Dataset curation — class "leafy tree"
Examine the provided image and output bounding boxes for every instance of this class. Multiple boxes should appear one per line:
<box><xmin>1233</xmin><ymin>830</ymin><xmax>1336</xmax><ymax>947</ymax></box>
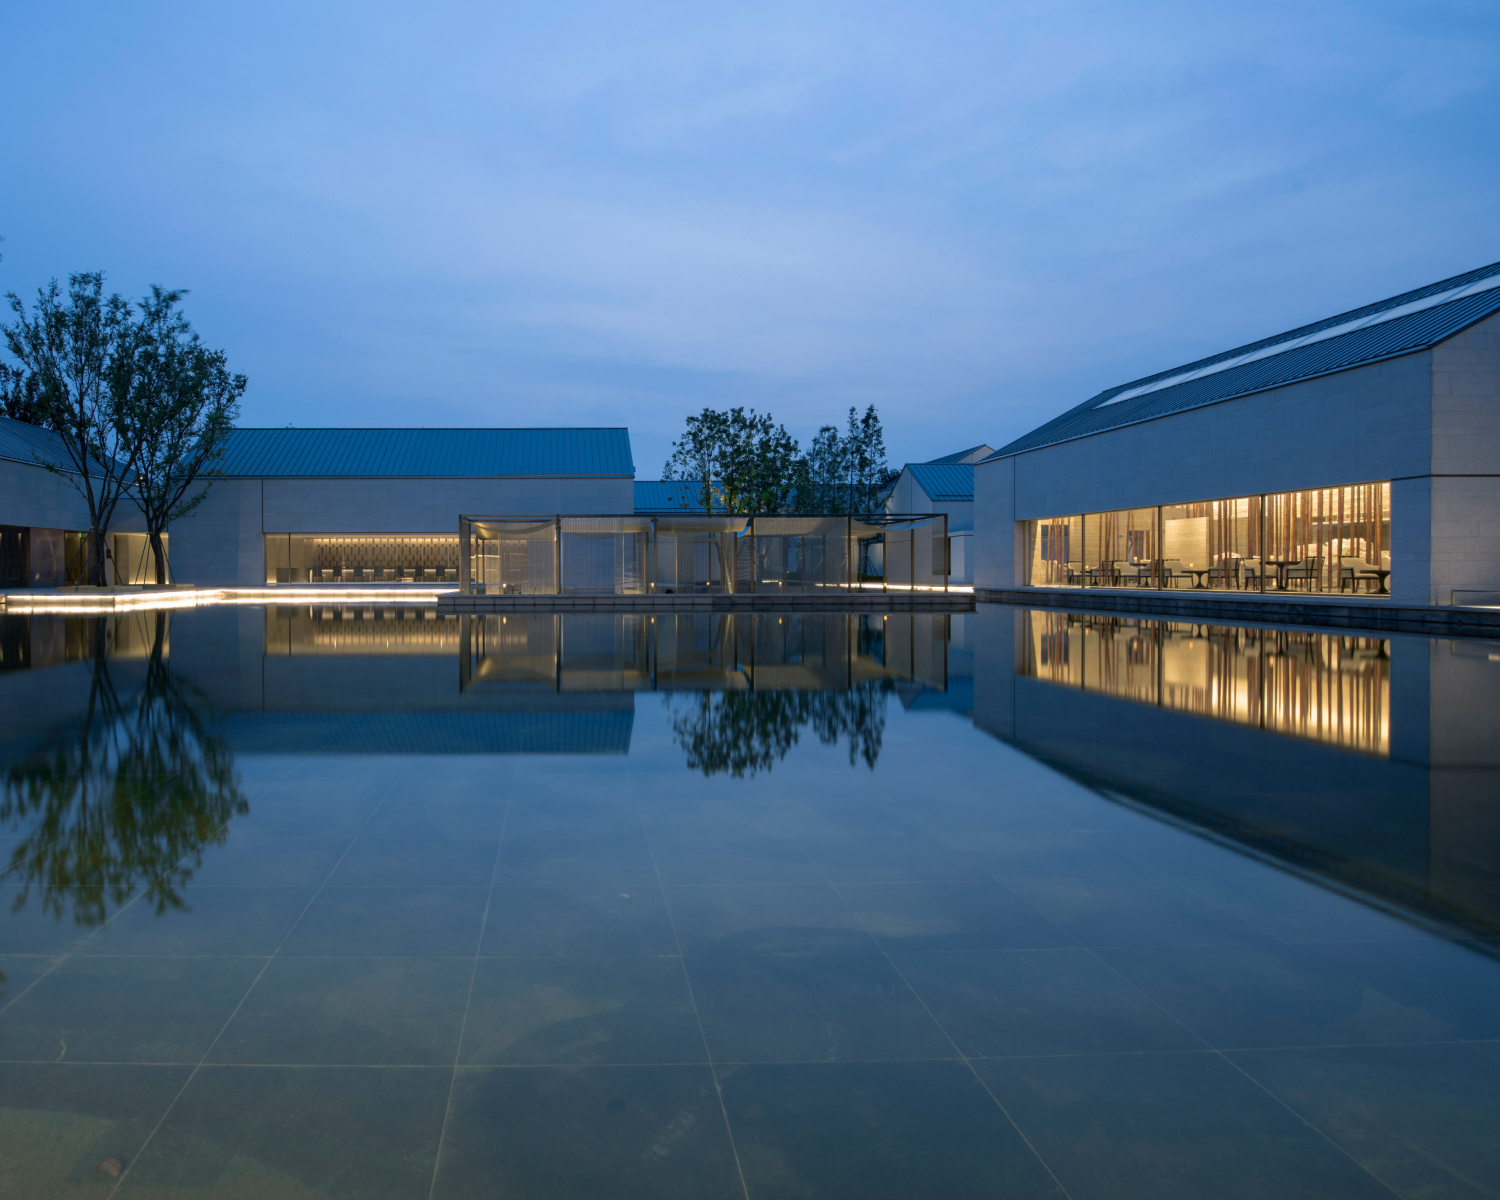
<box><xmin>664</xmin><ymin>407</ymin><xmax>802</xmax><ymax>514</ymax></box>
<box><xmin>0</xmin><ymin>361</ymin><xmax>46</xmax><ymax>424</ymax></box>
<box><xmin>126</xmin><ymin>287</ymin><xmax>245</xmax><ymax>584</ymax></box>
<box><xmin>2</xmin><ymin>274</ymin><xmax>146</xmax><ymax>585</ymax></box>
<box><xmin>843</xmin><ymin>404</ymin><xmax>889</xmax><ymax>514</ymax></box>
<box><xmin>0</xmin><ymin>239</ymin><xmax>48</xmax><ymax>425</ymax></box>
<box><xmin>800</xmin><ymin>423</ymin><xmax>847</xmax><ymax>513</ymax></box>
<box><xmin>662</xmin><ymin>408</ymin><xmax>734</xmax><ymax>514</ymax></box>
<box><xmin>663</xmin><ymin>403</ymin><xmax>891</xmax><ymax>515</ymax></box>
<box><xmin>721</xmin><ymin>409</ymin><xmax>801</xmax><ymax>514</ymax></box>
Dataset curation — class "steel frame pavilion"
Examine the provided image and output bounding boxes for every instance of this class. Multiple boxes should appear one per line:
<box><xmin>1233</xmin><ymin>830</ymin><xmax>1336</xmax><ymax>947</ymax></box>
<box><xmin>457</xmin><ymin>513</ymin><xmax>951</xmax><ymax>596</ymax></box>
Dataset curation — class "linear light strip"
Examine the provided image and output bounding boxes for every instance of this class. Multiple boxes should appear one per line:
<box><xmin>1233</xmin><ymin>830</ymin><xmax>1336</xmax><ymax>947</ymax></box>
<box><xmin>2</xmin><ymin>587</ymin><xmax>456</xmax><ymax>613</ymax></box>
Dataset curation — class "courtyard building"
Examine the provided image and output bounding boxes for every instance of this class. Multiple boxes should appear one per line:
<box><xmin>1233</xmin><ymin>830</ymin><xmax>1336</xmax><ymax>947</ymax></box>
<box><xmin>974</xmin><ymin>261</ymin><xmax>1500</xmax><ymax>607</ymax></box>
<box><xmin>884</xmin><ymin>445</ymin><xmax>995</xmax><ymax>585</ymax></box>
<box><xmin>178</xmin><ymin>426</ymin><xmax>636</xmax><ymax>586</ymax></box>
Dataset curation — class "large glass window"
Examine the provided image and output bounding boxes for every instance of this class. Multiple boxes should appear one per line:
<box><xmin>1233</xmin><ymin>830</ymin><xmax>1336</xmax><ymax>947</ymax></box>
<box><xmin>1</xmin><ymin>525</ymin><xmax>29</xmax><ymax>586</ymax></box>
<box><xmin>264</xmin><ymin>534</ymin><xmax>460</xmax><ymax>584</ymax></box>
<box><xmin>467</xmin><ymin>521</ymin><xmax>558</xmax><ymax>595</ymax></box>
<box><xmin>1024</xmin><ymin>482</ymin><xmax>1390</xmax><ymax>595</ymax></box>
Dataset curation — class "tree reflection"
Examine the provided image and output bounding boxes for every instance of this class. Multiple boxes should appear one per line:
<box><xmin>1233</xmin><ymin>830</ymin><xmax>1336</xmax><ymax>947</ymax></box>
<box><xmin>0</xmin><ymin>611</ymin><xmax>246</xmax><ymax>931</ymax></box>
<box><xmin>669</xmin><ymin>683</ymin><xmax>890</xmax><ymax>777</ymax></box>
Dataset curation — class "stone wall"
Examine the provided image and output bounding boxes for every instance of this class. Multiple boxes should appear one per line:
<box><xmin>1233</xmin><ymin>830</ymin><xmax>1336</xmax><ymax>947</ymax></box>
<box><xmin>1427</xmin><ymin>309</ymin><xmax>1500</xmax><ymax>602</ymax></box>
<box><xmin>168</xmin><ymin>475</ymin><xmax>636</xmax><ymax>585</ymax></box>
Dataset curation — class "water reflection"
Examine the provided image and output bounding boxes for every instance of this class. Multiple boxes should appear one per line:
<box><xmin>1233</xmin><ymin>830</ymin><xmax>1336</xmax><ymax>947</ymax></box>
<box><xmin>1</xmin><ymin>601</ymin><xmax>1497</xmax><ymax>943</ymax></box>
<box><xmin>669</xmin><ymin>685</ymin><xmax>890</xmax><ymax>777</ymax></box>
<box><xmin>980</xmin><ymin>605</ymin><xmax>1500</xmax><ymax>937</ymax></box>
<box><xmin>3</xmin><ymin>602</ymin><xmax>1499</xmax><ymax>1196</ymax></box>
<box><xmin>1019</xmin><ymin>609</ymin><xmax>1390</xmax><ymax>754</ymax></box>
<box><xmin>0</xmin><ymin>612</ymin><xmax>245</xmax><ymax>930</ymax></box>
<box><xmin>455</xmin><ymin>611</ymin><xmax>949</xmax><ymax>694</ymax></box>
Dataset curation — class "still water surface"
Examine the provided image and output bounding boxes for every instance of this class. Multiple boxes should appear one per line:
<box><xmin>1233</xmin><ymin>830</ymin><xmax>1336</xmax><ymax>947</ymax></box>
<box><xmin>0</xmin><ymin>605</ymin><xmax>1497</xmax><ymax>1199</ymax></box>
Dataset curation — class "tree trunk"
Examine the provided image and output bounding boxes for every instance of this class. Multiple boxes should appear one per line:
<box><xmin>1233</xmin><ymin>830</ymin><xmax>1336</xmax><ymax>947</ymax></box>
<box><xmin>90</xmin><ymin>529</ymin><xmax>109</xmax><ymax>587</ymax></box>
<box><xmin>150</xmin><ymin>532</ymin><xmax>168</xmax><ymax>585</ymax></box>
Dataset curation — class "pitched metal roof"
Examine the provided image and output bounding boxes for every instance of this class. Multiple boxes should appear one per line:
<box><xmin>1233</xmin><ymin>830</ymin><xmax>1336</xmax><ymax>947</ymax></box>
<box><xmin>923</xmin><ymin>445</ymin><xmax>994</xmax><ymax>466</ymax></box>
<box><xmin>905</xmin><ymin>463</ymin><xmax>974</xmax><ymax>502</ymax></box>
<box><xmin>987</xmin><ymin>260</ymin><xmax>1500</xmax><ymax>460</ymax></box>
<box><xmin>633</xmin><ymin>481</ymin><xmax>727</xmax><ymax>513</ymax></box>
<box><xmin>218</xmin><ymin>427</ymin><xmax>634</xmax><ymax>477</ymax></box>
<box><xmin>0</xmin><ymin>415</ymin><xmax>75</xmax><ymax>470</ymax></box>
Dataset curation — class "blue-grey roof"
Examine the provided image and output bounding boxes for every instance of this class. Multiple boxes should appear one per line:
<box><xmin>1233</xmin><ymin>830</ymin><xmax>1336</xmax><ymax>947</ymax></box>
<box><xmin>906</xmin><ymin>463</ymin><xmax>974</xmax><ymax>502</ymax></box>
<box><xmin>923</xmin><ymin>445</ymin><xmax>993</xmax><ymax>466</ymax></box>
<box><xmin>0</xmin><ymin>415</ymin><xmax>76</xmax><ymax>470</ymax></box>
<box><xmin>987</xmin><ymin>260</ymin><xmax>1500</xmax><ymax>460</ymax></box>
<box><xmin>218</xmin><ymin>427</ymin><xmax>634</xmax><ymax>477</ymax></box>
<box><xmin>633</xmin><ymin>480</ymin><xmax>727</xmax><ymax>512</ymax></box>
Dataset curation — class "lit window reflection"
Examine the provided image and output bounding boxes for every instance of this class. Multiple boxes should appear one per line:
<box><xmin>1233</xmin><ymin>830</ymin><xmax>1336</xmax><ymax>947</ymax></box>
<box><xmin>1019</xmin><ymin>610</ymin><xmax>1389</xmax><ymax>754</ymax></box>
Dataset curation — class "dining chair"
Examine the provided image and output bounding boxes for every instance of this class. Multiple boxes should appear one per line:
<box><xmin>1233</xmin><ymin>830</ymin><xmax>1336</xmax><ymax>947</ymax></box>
<box><xmin>1284</xmin><ymin>556</ymin><xmax>1324</xmax><ymax>591</ymax></box>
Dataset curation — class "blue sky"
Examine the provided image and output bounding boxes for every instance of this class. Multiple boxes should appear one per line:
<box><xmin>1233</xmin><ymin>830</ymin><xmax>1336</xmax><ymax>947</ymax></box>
<box><xmin>3</xmin><ymin>0</ymin><xmax>1496</xmax><ymax>474</ymax></box>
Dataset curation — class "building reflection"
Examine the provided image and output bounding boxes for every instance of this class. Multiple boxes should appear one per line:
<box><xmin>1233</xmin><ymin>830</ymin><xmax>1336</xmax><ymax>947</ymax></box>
<box><xmin>1019</xmin><ymin>610</ymin><xmax>1390</xmax><ymax>754</ymax></box>
<box><xmin>2</xmin><ymin>602</ymin><xmax>1496</xmax><ymax>944</ymax></box>
<box><xmin>978</xmin><ymin>604</ymin><xmax>1500</xmax><ymax>938</ymax></box>
<box><xmin>457</xmin><ymin>612</ymin><xmax>949</xmax><ymax>694</ymax></box>
<box><xmin>257</xmin><ymin>608</ymin><xmax>957</xmax><ymax>775</ymax></box>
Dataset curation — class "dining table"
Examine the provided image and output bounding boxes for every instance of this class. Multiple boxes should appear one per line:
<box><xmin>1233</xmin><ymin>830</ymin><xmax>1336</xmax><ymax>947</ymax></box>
<box><xmin>1262</xmin><ymin>559</ymin><xmax>1299</xmax><ymax>590</ymax></box>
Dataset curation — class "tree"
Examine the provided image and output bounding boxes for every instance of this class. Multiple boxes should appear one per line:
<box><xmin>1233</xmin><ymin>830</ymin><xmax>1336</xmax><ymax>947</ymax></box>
<box><xmin>801</xmin><ymin>424</ymin><xmax>847</xmax><ymax>513</ymax></box>
<box><xmin>126</xmin><ymin>287</ymin><xmax>245</xmax><ymax>584</ymax></box>
<box><xmin>843</xmin><ymin>404</ymin><xmax>888</xmax><ymax>515</ymax></box>
<box><xmin>0</xmin><ymin>361</ymin><xmax>46</xmax><ymax>424</ymax></box>
<box><xmin>662</xmin><ymin>402</ymin><xmax>890</xmax><ymax>515</ymax></box>
<box><xmin>719</xmin><ymin>409</ymin><xmax>801</xmax><ymax>514</ymax></box>
<box><xmin>663</xmin><ymin>408</ymin><xmax>733</xmax><ymax>514</ymax></box>
<box><xmin>2</xmin><ymin>274</ymin><xmax>146</xmax><ymax>585</ymax></box>
<box><xmin>663</xmin><ymin>407</ymin><xmax>802</xmax><ymax>514</ymax></box>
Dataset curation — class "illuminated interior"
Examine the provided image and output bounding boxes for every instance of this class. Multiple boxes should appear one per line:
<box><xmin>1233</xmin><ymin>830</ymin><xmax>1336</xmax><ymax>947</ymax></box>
<box><xmin>264</xmin><ymin>534</ymin><xmax>460</xmax><ymax>584</ymax></box>
<box><xmin>458</xmin><ymin>514</ymin><xmax>950</xmax><ymax>595</ymax></box>
<box><xmin>1026</xmin><ymin>481</ymin><xmax>1391</xmax><ymax>595</ymax></box>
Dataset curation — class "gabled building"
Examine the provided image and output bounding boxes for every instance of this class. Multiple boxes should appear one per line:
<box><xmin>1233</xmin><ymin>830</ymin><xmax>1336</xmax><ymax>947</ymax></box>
<box><xmin>918</xmin><ymin>445</ymin><xmax>995</xmax><ymax>467</ymax></box>
<box><xmin>884</xmin><ymin>445</ymin><xmax>994</xmax><ymax>584</ymax></box>
<box><xmin>173</xmin><ymin>426</ymin><xmax>635</xmax><ymax>586</ymax></box>
<box><xmin>975</xmin><ymin>262</ymin><xmax>1500</xmax><ymax>606</ymax></box>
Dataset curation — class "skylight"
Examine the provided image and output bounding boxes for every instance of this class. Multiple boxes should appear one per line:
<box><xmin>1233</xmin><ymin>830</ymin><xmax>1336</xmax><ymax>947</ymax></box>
<box><xmin>1096</xmin><ymin>270</ymin><xmax>1500</xmax><ymax>408</ymax></box>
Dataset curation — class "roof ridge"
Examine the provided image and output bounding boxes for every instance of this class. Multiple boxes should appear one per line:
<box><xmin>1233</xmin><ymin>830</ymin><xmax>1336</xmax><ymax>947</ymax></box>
<box><xmin>985</xmin><ymin>262</ymin><xmax>1500</xmax><ymax>462</ymax></box>
<box><xmin>1095</xmin><ymin>260</ymin><xmax>1500</xmax><ymax>402</ymax></box>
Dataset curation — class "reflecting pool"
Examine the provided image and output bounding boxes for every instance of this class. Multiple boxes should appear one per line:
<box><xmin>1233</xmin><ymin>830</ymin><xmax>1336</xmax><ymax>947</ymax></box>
<box><xmin>1</xmin><ymin>604</ymin><xmax>1497</xmax><ymax>1199</ymax></box>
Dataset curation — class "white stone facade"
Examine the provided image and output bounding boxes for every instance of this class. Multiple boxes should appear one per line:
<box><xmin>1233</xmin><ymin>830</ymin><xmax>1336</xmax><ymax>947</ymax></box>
<box><xmin>0</xmin><ymin>453</ymin><xmax>150</xmax><ymax>585</ymax></box>
<box><xmin>169</xmin><ymin>475</ymin><xmax>636</xmax><ymax>586</ymax></box>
